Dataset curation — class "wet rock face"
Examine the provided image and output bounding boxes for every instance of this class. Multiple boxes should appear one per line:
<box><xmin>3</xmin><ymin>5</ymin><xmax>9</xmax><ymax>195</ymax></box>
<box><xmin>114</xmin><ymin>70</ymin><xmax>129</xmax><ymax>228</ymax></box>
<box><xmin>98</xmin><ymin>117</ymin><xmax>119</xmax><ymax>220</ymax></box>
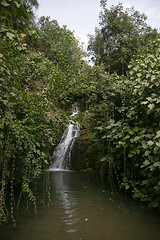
<box><xmin>70</xmin><ymin>138</ymin><xmax>90</xmax><ymax>170</ymax></box>
<box><xmin>70</xmin><ymin>127</ymin><xmax>92</xmax><ymax>170</ymax></box>
<box><xmin>70</xmin><ymin>127</ymin><xmax>101</xmax><ymax>171</ymax></box>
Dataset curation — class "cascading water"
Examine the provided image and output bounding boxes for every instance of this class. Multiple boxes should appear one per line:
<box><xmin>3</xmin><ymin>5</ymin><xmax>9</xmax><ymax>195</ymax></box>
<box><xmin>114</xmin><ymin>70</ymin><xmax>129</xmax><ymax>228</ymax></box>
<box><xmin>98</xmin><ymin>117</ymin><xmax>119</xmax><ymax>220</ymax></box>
<box><xmin>49</xmin><ymin>105</ymin><xmax>80</xmax><ymax>171</ymax></box>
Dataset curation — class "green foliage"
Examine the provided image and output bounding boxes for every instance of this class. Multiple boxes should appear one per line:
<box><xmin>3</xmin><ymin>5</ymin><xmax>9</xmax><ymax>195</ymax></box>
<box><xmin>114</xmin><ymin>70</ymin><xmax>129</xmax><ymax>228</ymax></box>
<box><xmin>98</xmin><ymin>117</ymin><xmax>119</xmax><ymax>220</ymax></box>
<box><xmin>0</xmin><ymin>0</ymin><xmax>69</xmax><ymax>224</ymax></box>
<box><xmin>35</xmin><ymin>16</ymin><xmax>87</xmax><ymax>105</ymax></box>
<box><xmin>88</xmin><ymin>3</ymin><xmax>159</xmax><ymax>75</ymax></box>
<box><xmin>37</xmin><ymin>16</ymin><xmax>85</xmax><ymax>73</ymax></box>
<box><xmin>1</xmin><ymin>0</ymin><xmax>160</xmax><ymax>224</ymax></box>
<box><xmin>0</xmin><ymin>0</ymin><xmax>37</xmax><ymax>34</ymax></box>
<box><xmin>87</xmin><ymin>38</ymin><xmax>160</xmax><ymax>210</ymax></box>
<box><xmin>0</xmin><ymin>47</ymin><xmax>68</xmax><ymax>223</ymax></box>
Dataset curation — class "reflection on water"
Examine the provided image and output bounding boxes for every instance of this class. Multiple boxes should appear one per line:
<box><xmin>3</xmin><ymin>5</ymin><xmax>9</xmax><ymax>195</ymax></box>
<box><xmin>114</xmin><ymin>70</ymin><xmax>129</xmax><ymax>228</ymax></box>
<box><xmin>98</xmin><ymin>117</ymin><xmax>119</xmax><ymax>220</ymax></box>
<box><xmin>51</xmin><ymin>171</ymin><xmax>79</xmax><ymax>233</ymax></box>
<box><xmin>1</xmin><ymin>171</ymin><xmax>160</xmax><ymax>240</ymax></box>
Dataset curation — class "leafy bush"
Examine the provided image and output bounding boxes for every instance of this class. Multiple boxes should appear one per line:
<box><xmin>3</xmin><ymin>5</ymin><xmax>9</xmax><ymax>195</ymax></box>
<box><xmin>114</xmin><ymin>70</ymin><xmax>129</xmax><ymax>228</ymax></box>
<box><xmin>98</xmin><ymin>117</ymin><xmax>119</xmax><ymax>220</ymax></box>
<box><xmin>0</xmin><ymin>0</ymin><xmax>69</xmax><ymax>224</ymax></box>
<box><xmin>88</xmin><ymin>38</ymin><xmax>160</xmax><ymax>210</ymax></box>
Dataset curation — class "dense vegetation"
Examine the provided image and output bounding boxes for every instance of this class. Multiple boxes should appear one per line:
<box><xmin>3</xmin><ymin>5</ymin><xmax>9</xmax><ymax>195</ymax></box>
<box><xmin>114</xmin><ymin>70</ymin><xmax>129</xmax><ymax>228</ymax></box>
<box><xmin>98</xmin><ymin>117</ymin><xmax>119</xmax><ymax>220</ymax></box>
<box><xmin>86</xmin><ymin>39</ymin><xmax>160</xmax><ymax>209</ymax></box>
<box><xmin>88</xmin><ymin>2</ymin><xmax>158</xmax><ymax>75</ymax></box>
<box><xmin>0</xmin><ymin>0</ymin><xmax>160</xmax><ymax>224</ymax></box>
<box><xmin>0</xmin><ymin>0</ymin><xmax>83</xmax><ymax>224</ymax></box>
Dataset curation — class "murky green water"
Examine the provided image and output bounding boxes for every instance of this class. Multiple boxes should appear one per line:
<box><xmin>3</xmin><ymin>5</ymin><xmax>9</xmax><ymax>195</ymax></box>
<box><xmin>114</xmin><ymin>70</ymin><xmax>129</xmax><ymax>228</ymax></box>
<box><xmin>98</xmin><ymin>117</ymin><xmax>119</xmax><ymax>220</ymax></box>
<box><xmin>1</xmin><ymin>171</ymin><xmax>160</xmax><ymax>240</ymax></box>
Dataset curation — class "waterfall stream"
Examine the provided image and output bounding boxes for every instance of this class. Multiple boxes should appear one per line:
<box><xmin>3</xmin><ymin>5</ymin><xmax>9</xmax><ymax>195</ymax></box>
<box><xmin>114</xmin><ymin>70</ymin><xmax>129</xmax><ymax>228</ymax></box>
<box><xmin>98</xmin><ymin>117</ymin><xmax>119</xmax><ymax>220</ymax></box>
<box><xmin>1</xmin><ymin>108</ymin><xmax>160</xmax><ymax>240</ymax></box>
<box><xmin>49</xmin><ymin>105</ymin><xmax>80</xmax><ymax>171</ymax></box>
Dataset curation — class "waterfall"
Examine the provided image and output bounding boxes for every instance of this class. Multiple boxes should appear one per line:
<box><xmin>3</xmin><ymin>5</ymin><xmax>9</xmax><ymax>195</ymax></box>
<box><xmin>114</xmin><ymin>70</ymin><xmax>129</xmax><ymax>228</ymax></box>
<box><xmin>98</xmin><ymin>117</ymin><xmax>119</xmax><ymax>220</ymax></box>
<box><xmin>49</xmin><ymin>105</ymin><xmax>80</xmax><ymax>171</ymax></box>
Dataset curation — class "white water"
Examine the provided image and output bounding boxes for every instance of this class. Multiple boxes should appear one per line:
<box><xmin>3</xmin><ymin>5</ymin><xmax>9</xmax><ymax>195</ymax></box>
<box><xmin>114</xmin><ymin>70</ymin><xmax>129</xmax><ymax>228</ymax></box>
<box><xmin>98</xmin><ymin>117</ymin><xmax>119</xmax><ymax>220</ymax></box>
<box><xmin>49</xmin><ymin>105</ymin><xmax>80</xmax><ymax>171</ymax></box>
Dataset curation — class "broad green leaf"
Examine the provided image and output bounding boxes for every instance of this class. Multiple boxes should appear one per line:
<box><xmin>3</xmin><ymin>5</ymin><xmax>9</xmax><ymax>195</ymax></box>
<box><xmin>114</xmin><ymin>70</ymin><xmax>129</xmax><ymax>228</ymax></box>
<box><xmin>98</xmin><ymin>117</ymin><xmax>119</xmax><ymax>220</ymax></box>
<box><xmin>147</xmin><ymin>140</ymin><xmax>154</xmax><ymax>146</ymax></box>
<box><xmin>148</xmin><ymin>103</ymin><xmax>155</xmax><ymax>110</ymax></box>
<box><xmin>14</xmin><ymin>1</ymin><xmax>21</xmax><ymax>8</ymax></box>
<box><xmin>6</xmin><ymin>32</ymin><xmax>15</xmax><ymax>40</ymax></box>
<box><xmin>1</xmin><ymin>0</ymin><xmax>9</xmax><ymax>7</ymax></box>
<box><xmin>141</xmin><ymin>101</ymin><xmax>148</xmax><ymax>105</ymax></box>
<box><xmin>100</xmin><ymin>155</ymin><xmax>108</xmax><ymax>162</ymax></box>
<box><xmin>144</xmin><ymin>150</ymin><xmax>150</xmax><ymax>156</ymax></box>
<box><xmin>153</xmin><ymin>162</ymin><xmax>160</xmax><ymax>167</ymax></box>
<box><xmin>155</xmin><ymin>130</ymin><xmax>160</xmax><ymax>138</ymax></box>
<box><xmin>142</xmin><ymin>159</ymin><xmax>150</xmax><ymax>166</ymax></box>
<box><xmin>156</xmin><ymin>142</ymin><xmax>160</xmax><ymax>147</ymax></box>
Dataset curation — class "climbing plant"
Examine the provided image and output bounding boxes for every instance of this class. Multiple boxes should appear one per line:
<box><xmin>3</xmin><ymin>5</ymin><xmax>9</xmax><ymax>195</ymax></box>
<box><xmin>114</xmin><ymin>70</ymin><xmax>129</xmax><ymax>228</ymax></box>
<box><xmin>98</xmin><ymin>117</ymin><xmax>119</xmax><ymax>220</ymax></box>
<box><xmin>0</xmin><ymin>0</ymin><xmax>69</xmax><ymax>224</ymax></box>
<box><xmin>87</xmin><ymin>38</ymin><xmax>160</xmax><ymax>210</ymax></box>
<box><xmin>1</xmin><ymin>0</ymin><xmax>160</xmax><ymax>225</ymax></box>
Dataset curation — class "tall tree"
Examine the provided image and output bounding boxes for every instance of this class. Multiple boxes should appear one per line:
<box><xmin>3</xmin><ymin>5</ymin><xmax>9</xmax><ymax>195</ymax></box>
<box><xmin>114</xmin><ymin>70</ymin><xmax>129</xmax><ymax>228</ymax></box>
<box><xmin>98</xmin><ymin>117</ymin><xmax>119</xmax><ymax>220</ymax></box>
<box><xmin>0</xmin><ymin>0</ymin><xmax>39</xmax><ymax>29</ymax></box>
<box><xmin>37</xmin><ymin>16</ymin><xmax>85</xmax><ymax>73</ymax></box>
<box><xmin>88</xmin><ymin>3</ymin><xmax>158</xmax><ymax>75</ymax></box>
<box><xmin>27</xmin><ymin>0</ymin><xmax>39</xmax><ymax>8</ymax></box>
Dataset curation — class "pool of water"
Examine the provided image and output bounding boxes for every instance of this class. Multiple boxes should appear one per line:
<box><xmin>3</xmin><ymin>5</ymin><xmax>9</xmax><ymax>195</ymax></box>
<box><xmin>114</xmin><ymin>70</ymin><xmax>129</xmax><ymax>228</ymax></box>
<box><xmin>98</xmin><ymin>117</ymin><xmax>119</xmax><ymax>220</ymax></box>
<box><xmin>1</xmin><ymin>171</ymin><xmax>160</xmax><ymax>240</ymax></box>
